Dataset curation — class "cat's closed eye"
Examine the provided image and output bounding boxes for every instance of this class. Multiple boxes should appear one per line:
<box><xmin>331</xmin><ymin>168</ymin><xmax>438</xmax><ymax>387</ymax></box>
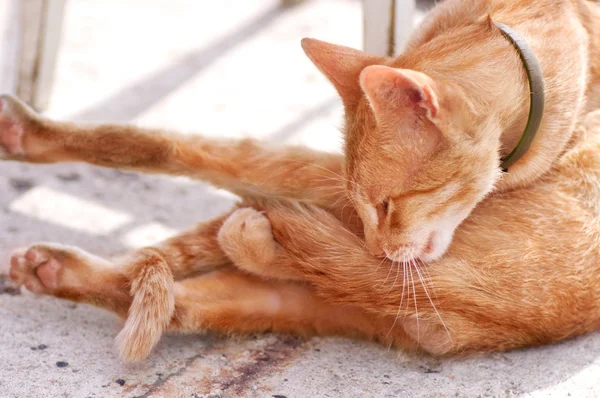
<box><xmin>377</xmin><ymin>198</ymin><xmax>390</xmax><ymax>220</ymax></box>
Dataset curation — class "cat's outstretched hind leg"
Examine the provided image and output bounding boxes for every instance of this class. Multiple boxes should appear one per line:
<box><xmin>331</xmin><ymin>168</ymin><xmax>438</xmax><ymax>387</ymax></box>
<box><xmin>8</xmin><ymin>243</ymin><xmax>175</xmax><ymax>361</ymax></box>
<box><xmin>0</xmin><ymin>94</ymin><xmax>345</xmax><ymax>206</ymax></box>
<box><xmin>5</xmin><ymin>207</ymin><xmax>242</xmax><ymax>360</ymax></box>
<box><xmin>6</xmin><ymin>242</ymin><xmax>411</xmax><ymax>361</ymax></box>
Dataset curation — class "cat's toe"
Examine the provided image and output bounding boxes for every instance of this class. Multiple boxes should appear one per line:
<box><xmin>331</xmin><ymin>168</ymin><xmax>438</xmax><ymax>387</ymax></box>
<box><xmin>237</xmin><ymin>208</ymin><xmax>274</xmax><ymax>243</ymax></box>
<box><xmin>8</xmin><ymin>248</ymin><xmax>29</xmax><ymax>287</ymax></box>
<box><xmin>219</xmin><ymin>208</ymin><xmax>274</xmax><ymax>243</ymax></box>
<box><xmin>218</xmin><ymin>208</ymin><xmax>279</xmax><ymax>264</ymax></box>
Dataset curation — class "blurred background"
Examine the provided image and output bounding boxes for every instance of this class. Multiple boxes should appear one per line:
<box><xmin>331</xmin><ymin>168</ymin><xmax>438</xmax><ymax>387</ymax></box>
<box><xmin>2</xmin><ymin>1</ymin><xmax>600</xmax><ymax>397</ymax></box>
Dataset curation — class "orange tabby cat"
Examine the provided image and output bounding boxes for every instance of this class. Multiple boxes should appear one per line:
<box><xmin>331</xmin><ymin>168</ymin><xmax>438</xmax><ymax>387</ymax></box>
<box><xmin>2</xmin><ymin>0</ymin><xmax>600</xmax><ymax>361</ymax></box>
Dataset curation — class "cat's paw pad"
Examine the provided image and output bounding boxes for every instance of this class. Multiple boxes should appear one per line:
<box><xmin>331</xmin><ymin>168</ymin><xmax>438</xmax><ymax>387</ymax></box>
<box><xmin>9</xmin><ymin>245</ymin><xmax>64</xmax><ymax>293</ymax></box>
<box><xmin>218</xmin><ymin>208</ymin><xmax>279</xmax><ymax>264</ymax></box>
<box><xmin>0</xmin><ymin>95</ymin><xmax>29</xmax><ymax>158</ymax></box>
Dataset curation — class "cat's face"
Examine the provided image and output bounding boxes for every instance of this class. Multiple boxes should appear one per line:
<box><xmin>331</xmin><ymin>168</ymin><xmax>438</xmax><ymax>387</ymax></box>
<box><xmin>303</xmin><ymin>39</ymin><xmax>500</xmax><ymax>262</ymax></box>
<box><xmin>345</xmin><ymin>97</ymin><xmax>498</xmax><ymax>263</ymax></box>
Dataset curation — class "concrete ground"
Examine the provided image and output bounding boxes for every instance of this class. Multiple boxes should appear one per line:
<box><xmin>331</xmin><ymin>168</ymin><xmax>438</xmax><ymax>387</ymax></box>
<box><xmin>1</xmin><ymin>0</ymin><xmax>600</xmax><ymax>397</ymax></box>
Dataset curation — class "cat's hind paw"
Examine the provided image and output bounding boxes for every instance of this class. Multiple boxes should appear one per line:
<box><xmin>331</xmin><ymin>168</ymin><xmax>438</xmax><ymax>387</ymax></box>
<box><xmin>8</xmin><ymin>243</ymin><xmax>103</xmax><ymax>294</ymax></box>
<box><xmin>9</xmin><ymin>245</ymin><xmax>63</xmax><ymax>293</ymax></box>
<box><xmin>218</xmin><ymin>208</ymin><xmax>281</xmax><ymax>273</ymax></box>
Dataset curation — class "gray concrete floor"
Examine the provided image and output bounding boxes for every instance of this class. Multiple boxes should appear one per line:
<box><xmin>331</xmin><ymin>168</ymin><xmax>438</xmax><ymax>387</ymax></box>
<box><xmin>1</xmin><ymin>0</ymin><xmax>600</xmax><ymax>397</ymax></box>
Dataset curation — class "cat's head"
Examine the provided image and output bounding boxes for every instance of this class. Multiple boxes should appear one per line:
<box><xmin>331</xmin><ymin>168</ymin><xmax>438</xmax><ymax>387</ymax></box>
<box><xmin>302</xmin><ymin>39</ymin><xmax>500</xmax><ymax>262</ymax></box>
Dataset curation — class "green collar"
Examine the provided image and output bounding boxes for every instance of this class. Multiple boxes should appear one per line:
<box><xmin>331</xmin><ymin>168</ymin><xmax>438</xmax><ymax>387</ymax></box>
<box><xmin>494</xmin><ymin>21</ymin><xmax>545</xmax><ymax>172</ymax></box>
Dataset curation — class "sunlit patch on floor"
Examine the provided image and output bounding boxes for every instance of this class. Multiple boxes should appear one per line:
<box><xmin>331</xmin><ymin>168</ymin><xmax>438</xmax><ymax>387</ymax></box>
<box><xmin>122</xmin><ymin>222</ymin><xmax>179</xmax><ymax>248</ymax></box>
<box><xmin>8</xmin><ymin>186</ymin><xmax>132</xmax><ymax>235</ymax></box>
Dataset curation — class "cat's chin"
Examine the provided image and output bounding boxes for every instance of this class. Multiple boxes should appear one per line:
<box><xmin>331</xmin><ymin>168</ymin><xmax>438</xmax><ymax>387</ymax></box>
<box><xmin>420</xmin><ymin>229</ymin><xmax>453</xmax><ymax>263</ymax></box>
<box><xmin>419</xmin><ymin>250</ymin><xmax>443</xmax><ymax>263</ymax></box>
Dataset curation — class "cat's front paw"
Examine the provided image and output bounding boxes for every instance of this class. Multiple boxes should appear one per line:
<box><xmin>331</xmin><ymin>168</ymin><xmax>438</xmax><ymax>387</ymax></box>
<box><xmin>218</xmin><ymin>208</ymin><xmax>280</xmax><ymax>271</ymax></box>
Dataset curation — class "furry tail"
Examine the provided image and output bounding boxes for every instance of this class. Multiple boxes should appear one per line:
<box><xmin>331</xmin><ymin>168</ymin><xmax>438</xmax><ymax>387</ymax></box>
<box><xmin>115</xmin><ymin>248</ymin><xmax>175</xmax><ymax>361</ymax></box>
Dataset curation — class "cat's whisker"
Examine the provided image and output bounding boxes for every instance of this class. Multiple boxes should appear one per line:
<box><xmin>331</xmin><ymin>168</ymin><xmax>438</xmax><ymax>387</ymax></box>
<box><xmin>345</xmin><ymin>206</ymin><xmax>359</xmax><ymax>229</ymax></box>
<box><xmin>284</xmin><ymin>159</ymin><xmax>364</xmax><ymax>190</ymax></box>
<box><xmin>373</xmin><ymin>255</ymin><xmax>388</xmax><ymax>273</ymax></box>
<box><xmin>328</xmin><ymin>195</ymin><xmax>352</xmax><ymax>209</ymax></box>
<box><xmin>303</xmin><ymin>180</ymin><xmax>345</xmax><ymax>192</ymax></box>
<box><xmin>304</xmin><ymin>174</ymin><xmax>344</xmax><ymax>184</ymax></box>
<box><xmin>403</xmin><ymin>254</ymin><xmax>409</xmax><ymax>315</ymax></box>
<box><xmin>312</xmin><ymin>191</ymin><xmax>349</xmax><ymax>207</ymax></box>
<box><xmin>347</xmin><ymin>206</ymin><xmax>357</xmax><ymax>218</ymax></box>
<box><xmin>403</xmin><ymin>253</ymin><xmax>412</xmax><ymax>319</ymax></box>
<box><xmin>302</xmin><ymin>172</ymin><xmax>343</xmax><ymax>181</ymax></box>
<box><xmin>301</xmin><ymin>182</ymin><xmax>349</xmax><ymax>200</ymax></box>
<box><xmin>338</xmin><ymin>198</ymin><xmax>358</xmax><ymax>226</ymax></box>
<box><xmin>385</xmin><ymin>253</ymin><xmax>409</xmax><ymax>339</ymax></box>
<box><xmin>226</xmin><ymin>179</ymin><xmax>314</xmax><ymax>203</ymax></box>
<box><xmin>379</xmin><ymin>258</ymin><xmax>396</xmax><ymax>290</ymax></box>
<box><xmin>301</xmin><ymin>185</ymin><xmax>344</xmax><ymax>195</ymax></box>
<box><xmin>388</xmin><ymin>259</ymin><xmax>402</xmax><ymax>293</ymax></box>
<box><xmin>408</xmin><ymin>260</ymin><xmax>420</xmax><ymax>345</ymax></box>
<box><xmin>412</xmin><ymin>258</ymin><xmax>451</xmax><ymax>344</ymax></box>
<box><xmin>416</xmin><ymin>258</ymin><xmax>439</xmax><ymax>301</ymax></box>
<box><xmin>360</xmin><ymin>239</ymin><xmax>370</xmax><ymax>253</ymax></box>
<box><xmin>386</xmin><ymin>256</ymin><xmax>404</xmax><ymax>294</ymax></box>
<box><xmin>337</xmin><ymin>200</ymin><xmax>350</xmax><ymax>225</ymax></box>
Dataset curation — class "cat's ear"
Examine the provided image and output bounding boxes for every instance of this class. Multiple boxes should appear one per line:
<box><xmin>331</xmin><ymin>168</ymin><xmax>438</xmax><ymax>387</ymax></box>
<box><xmin>359</xmin><ymin>65</ymin><xmax>440</xmax><ymax>122</ymax></box>
<box><xmin>301</xmin><ymin>38</ymin><xmax>382</xmax><ymax>108</ymax></box>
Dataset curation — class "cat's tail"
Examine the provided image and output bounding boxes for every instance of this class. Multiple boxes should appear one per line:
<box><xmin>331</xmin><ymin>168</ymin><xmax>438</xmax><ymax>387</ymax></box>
<box><xmin>115</xmin><ymin>248</ymin><xmax>175</xmax><ymax>361</ymax></box>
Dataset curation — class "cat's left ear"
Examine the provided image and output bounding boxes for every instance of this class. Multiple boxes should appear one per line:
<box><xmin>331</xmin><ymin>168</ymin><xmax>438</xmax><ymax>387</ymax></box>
<box><xmin>301</xmin><ymin>38</ymin><xmax>383</xmax><ymax>108</ymax></box>
<box><xmin>359</xmin><ymin>65</ymin><xmax>440</xmax><ymax>122</ymax></box>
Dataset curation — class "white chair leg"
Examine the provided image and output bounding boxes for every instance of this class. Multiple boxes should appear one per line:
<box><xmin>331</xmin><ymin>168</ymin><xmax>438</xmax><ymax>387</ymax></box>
<box><xmin>0</xmin><ymin>0</ymin><xmax>20</xmax><ymax>95</ymax></box>
<box><xmin>363</xmin><ymin>0</ymin><xmax>415</xmax><ymax>56</ymax></box>
<box><xmin>18</xmin><ymin>0</ymin><xmax>67</xmax><ymax>111</ymax></box>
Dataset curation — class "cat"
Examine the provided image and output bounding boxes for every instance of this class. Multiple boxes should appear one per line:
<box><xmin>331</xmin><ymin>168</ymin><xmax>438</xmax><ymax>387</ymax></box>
<box><xmin>1</xmin><ymin>0</ymin><xmax>600</xmax><ymax>361</ymax></box>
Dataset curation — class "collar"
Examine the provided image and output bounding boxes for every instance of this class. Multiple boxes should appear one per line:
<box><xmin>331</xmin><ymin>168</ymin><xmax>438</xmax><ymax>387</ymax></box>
<box><xmin>494</xmin><ymin>21</ymin><xmax>545</xmax><ymax>172</ymax></box>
